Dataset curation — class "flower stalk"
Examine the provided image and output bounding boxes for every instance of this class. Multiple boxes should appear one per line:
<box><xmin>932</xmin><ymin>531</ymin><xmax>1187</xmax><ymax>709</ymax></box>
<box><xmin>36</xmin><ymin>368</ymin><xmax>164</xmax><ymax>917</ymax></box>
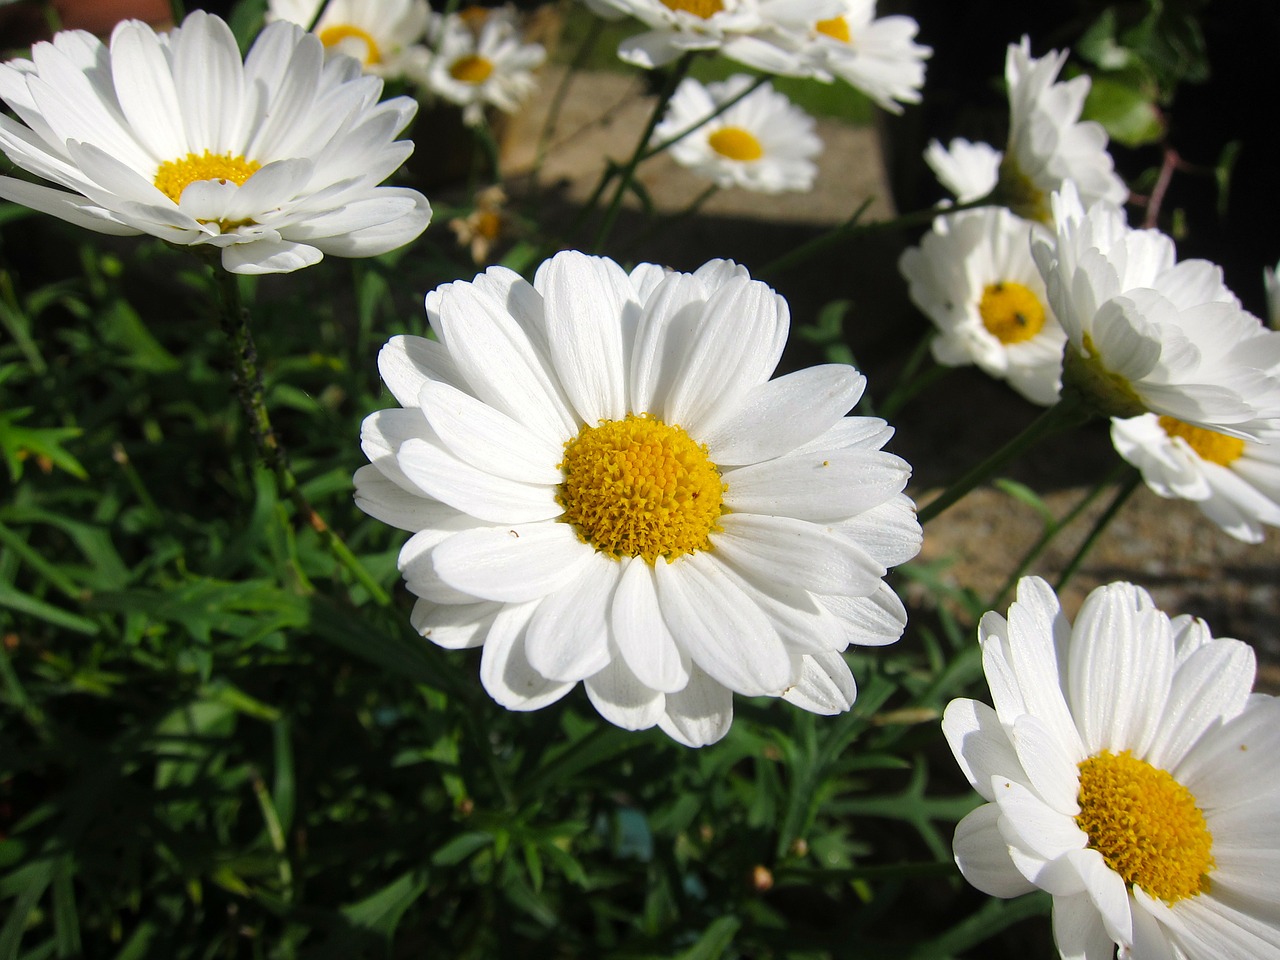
<box><xmin>917</xmin><ymin>394</ymin><xmax>1091</xmax><ymax>525</ymax></box>
<box><xmin>209</xmin><ymin>265</ymin><xmax>390</xmax><ymax>606</ymax></box>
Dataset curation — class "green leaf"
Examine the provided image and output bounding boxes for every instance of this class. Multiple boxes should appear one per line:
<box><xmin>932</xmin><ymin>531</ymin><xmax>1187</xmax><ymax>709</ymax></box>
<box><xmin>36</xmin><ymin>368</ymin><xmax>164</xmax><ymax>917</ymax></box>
<box><xmin>674</xmin><ymin>916</ymin><xmax>741</xmax><ymax>960</ymax></box>
<box><xmin>431</xmin><ymin>831</ymin><xmax>494</xmax><ymax>867</ymax></box>
<box><xmin>1082</xmin><ymin>74</ymin><xmax>1164</xmax><ymax>148</ymax></box>
<box><xmin>0</xmin><ymin>410</ymin><xmax>86</xmax><ymax>482</ymax></box>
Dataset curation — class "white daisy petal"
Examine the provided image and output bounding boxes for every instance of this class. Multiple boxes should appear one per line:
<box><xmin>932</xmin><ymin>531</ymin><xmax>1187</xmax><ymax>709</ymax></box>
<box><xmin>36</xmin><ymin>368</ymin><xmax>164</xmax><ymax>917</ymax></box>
<box><xmin>942</xmin><ymin>699</ymin><xmax>1022</xmax><ymax>800</ymax></box>
<box><xmin>431</xmin><ymin>523</ymin><xmax>592</xmax><ymax>603</ymax></box>
<box><xmin>411</xmin><ymin>598</ymin><xmax>501</xmax><ymax>649</ymax></box>
<box><xmin>781</xmin><ymin>650</ymin><xmax>856</xmax><ymax>715</ymax></box>
<box><xmin>480</xmin><ymin>601</ymin><xmax>576</xmax><ymax>711</ymax></box>
<box><xmin>611</xmin><ymin>557</ymin><xmax>690</xmax><ymax>694</ymax></box>
<box><xmin>952</xmin><ymin>804</ymin><xmax>1039</xmax><ymax>898</ymax></box>
<box><xmin>723</xmin><ymin>448</ymin><xmax>909</xmax><ymax>521</ymax></box>
<box><xmin>658</xmin><ymin>664</ymin><xmax>733</xmax><ymax>748</ymax></box>
<box><xmin>585</xmin><ymin>657</ymin><xmax>665</xmax><ymax>732</ymax></box>
<box><xmin>397</xmin><ymin>437</ymin><xmax>561</xmax><ymax>523</ymax></box>
<box><xmin>538</xmin><ymin>250</ymin><xmax>632</xmax><ymax>424</ymax></box>
<box><xmin>524</xmin><ymin>555</ymin><xmax>617</xmax><ymax>682</ymax></box>
<box><xmin>654</xmin><ymin>553</ymin><xmax>791</xmax><ymax>698</ymax></box>
<box><xmin>712</xmin><ymin>513</ymin><xmax>885</xmax><ymax>596</ymax></box>
<box><xmin>1052</xmin><ymin>890</ymin><xmax>1120</xmax><ymax>960</ymax></box>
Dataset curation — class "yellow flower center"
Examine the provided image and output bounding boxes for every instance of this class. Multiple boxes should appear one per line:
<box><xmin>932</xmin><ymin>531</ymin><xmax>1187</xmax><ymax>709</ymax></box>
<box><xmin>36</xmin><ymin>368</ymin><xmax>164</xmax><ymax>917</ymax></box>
<box><xmin>815</xmin><ymin>16</ymin><xmax>851</xmax><ymax>42</ymax></box>
<box><xmin>317</xmin><ymin>23</ymin><xmax>382</xmax><ymax>65</ymax></box>
<box><xmin>557</xmin><ymin>414</ymin><xmax>726</xmax><ymax>564</ymax></box>
<box><xmin>449</xmin><ymin>54</ymin><xmax>495</xmax><ymax>84</ymax></box>
<box><xmin>1075</xmin><ymin>751</ymin><xmax>1214</xmax><ymax>905</ymax></box>
<box><xmin>979</xmin><ymin>281</ymin><xmax>1046</xmax><ymax>344</ymax></box>
<box><xmin>708</xmin><ymin>127</ymin><xmax>764</xmax><ymax>162</ymax></box>
<box><xmin>660</xmin><ymin>0</ymin><xmax>724</xmax><ymax>18</ymax></box>
<box><xmin>153</xmin><ymin>151</ymin><xmax>262</xmax><ymax>205</ymax></box>
<box><xmin>1061</xmin><ymin>335</ymin><xmax>1147</xmax><ymax>419</ymax></box>
<box><xmin>995</xmin><ymin>155</ymin><xmax>1050</xmax><ymax>224</ymax></box>
<box><xmin>1158</xmin><ymin>417</ymin><xmax>1246</xmax><ymax>466</ymax></box>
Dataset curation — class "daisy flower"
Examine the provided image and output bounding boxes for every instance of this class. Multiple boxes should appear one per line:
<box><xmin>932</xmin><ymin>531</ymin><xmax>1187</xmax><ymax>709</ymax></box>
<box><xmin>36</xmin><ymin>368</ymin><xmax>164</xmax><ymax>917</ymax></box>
<box><xmin>652</xmin><ymin>75</ymin><xmax>821</xmax><ymax>193</ymax></box>
<box><xmin>0</xmin><ymin>12</ymin><xmax>431</xmax><ymax>275</ymax></box>
<box><xmin>419</xmin><ymin>14</ymin><xmax>544</xmax><ymax>126</ymax></box>
<box><xmin>997</xmin><ymin>37</ymin><xmax>1127</xmax><ymax>223</ymax></box>
<box><xmin>944</xmin><ymin>576</ymin><xmax>1280</xmax><ymax>960</ymax></box>
<box><xmin>266</xmin><ymin>0</ymin><xmax>431</xmax><ymax>80</ymax></box>
<box><xmin>783</xmin><ymin>0</ymin><xmax>930</xmax><ymax>114</ymax></box>
<box><xmin>355</xmin><ymin>251</ymin><xmax>921</xmax><ymax>747</ymax></box>
<box><xmin>581</xmin><ymin>0</ymin><xmax>841</xmax><ymax>74</ymax></box>
<box><xmin>1033</xmin><ymin>183</ymin><xmax>1280</xmax><ymax>437</ymax></box>
<box><xmin>899</xmin><ymin>206</ymin><xmax>1065</xmax><ymax>405</ymax></box>
<box><xmin>1111</xmin><ymin>413</ymin><xmax>1280</xmax><ymax>543</ymax></box>
<box><xmin>924</xmin><ymin>137</ymin><xmax>1001</xmax><ymax>205</ymax></box>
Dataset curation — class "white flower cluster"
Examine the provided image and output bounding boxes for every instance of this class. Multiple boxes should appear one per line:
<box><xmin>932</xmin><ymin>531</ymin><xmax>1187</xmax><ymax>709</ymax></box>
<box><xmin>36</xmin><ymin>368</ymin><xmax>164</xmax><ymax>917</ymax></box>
<box><xmin>268</xmin><ymin>0</ymin><xmax>546</xmax><ymax>127</ymax></box>
<box><xmin>899</xmin><ymin>37</ymin><xmax>1280</xmax><ymax>544</ymax></box>
<box><xmin>583</xmin><ymin>0</ymin><xmax>930</xmax><ymax>114</ymax></box>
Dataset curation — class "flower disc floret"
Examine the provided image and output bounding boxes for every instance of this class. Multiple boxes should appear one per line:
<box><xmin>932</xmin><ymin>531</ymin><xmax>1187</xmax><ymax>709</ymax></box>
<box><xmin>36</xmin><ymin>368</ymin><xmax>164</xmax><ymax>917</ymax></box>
<box><xmin>978</xmin><ymin>281</ymin><xmax>1045</xmax><ymax>345</ymax></box>
<box><xmin>318</xmin><ymin>23</ymin><xmax>381</xmax><ymax>64</ymax></box>
<box><xmin>1158</xmin><ymin>417</ymin><xmax>1245</xmax><ymax>466</ymax></box>
<box><xmin>661</xmin><ymin>0</ymin><xmax>723</xmax><ymax>16</ymax></box>
<box><xmin>558</xmin><ymin>414</ymin><xmax>725</xmax><ymax>563</ymax></box>
<box><xmin>153</xmin><ymin>152</ymin><xmax>262</xmax><ymax>205</ymax></box>
<box><xmin>1076</xmin><ymin>750</ymin><xmax>1214</xmax><ymax>904</ymax></box>
<box><xmin>707</xmin><ymin>127</ymin><xmax>764</xmax><ymax>161</ymax></box>
<box><xmin>815</xmin><ymin>15</ymin><xmax>851</xmax><ymax>42</ymax></box>
<box><xmin>448</xmin><ymin>53</ymin><xmax>495</xmax><ymax>83</ymax></box>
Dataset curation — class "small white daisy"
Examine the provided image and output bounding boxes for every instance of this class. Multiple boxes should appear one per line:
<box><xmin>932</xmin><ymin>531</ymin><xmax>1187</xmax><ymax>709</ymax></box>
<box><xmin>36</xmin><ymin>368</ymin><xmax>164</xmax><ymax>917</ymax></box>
<box><xmin>0</xmin><ymin>12</ymin><xmax>431</xmax><ymax>274</ymax></box>
<box><xmin>581</xmin><ymin>0</ymin><xmax>840</xmax><ymax>73</ymax></box>
<box><xmin>784</xmin><ymin>0</ymin><xmax>930</xmax><ymax>114</ymax></box>
<box><xmin>1033</xmin><ymin>183</ymin><xmax>1280</xmax><ymax>437</ymax></box>
<box><xmin>944</xmin><ymin>576</ymin><xmax>1280</xmax><ymax>960</ymax></box>
<box><xmin>419</xmin><ymin>14</ymin><xmax>544</xmax><ymax>126</ymax></box>
<box><xmin>1111</xmin><ymin>413</ymin><xmax>1280</xmax><ymax>543</ymax></box>
<box><xmin>924</xmin><ymin>137</ymin><xmax>1001</xmax><ymax>204</ymax></box>
<box><xmin>355</xmin><ymin>250</ymin><xmax>921</xmax><ymax>747</ymax></box>
<box><xmin>998</xmin><ymin>37</ymin><xmax>1127</xmax><ymax>223</ymax></box>
<box><xmin>899</xmin><ymin>206</ymin><xmax>1065</xmax><ymax>405</ymax></box>
<box><xmin>267</xmin><ymin>0</ymin><xmax>432</xmax><ymax>80</ymax></box>
<box><xmin>652</xmin><ymin>75</ymin><xmax>821</xmax><ymax>193</ymax></box>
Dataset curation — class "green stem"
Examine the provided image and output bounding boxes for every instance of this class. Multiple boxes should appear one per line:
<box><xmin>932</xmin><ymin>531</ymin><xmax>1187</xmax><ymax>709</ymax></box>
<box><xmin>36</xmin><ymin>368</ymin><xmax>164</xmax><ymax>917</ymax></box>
<box><xmin>305</xmin><ymin>0</ymin><xmax>333</xmax><ymax>32</ymax></box>
<box><xmin>917</xmin><ymin>395</ymin><xmax>1092</xmax><ymax>525</ymax></box>
<box><xmin>991</xmin><ymin>460</ymin><xmax>1131</xmax><ymax>610</ymax></box>
<box><xmin>209</xmin><ymin>267</ymin><xmax>390</xmax><ymax>606</ymax></box>
<box><xmin>591</xmin><ymin>53</ymin><xmax>695</xmax><ymax>251</ymax></box>
<box><xmin>1055</xmin><ymin>468</ymin><xmax>1142</xmax><ymax>592</ymax></box>
<box><xmin>759</xmin><ymin>193</ymin><xmax>994</xmax><ymax>280</ymax></box>
<box><xmin>638</xmin><ymin>73</ymin><xmax>770</xmax><ymax>162</ymax></box>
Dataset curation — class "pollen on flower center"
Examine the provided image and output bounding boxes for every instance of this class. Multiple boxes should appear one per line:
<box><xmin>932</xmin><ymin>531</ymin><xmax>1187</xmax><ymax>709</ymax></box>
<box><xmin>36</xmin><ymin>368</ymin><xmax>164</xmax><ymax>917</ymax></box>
<box><xmin>708</xmin><ymin>126</ymin><xmax>764</xmax><ymax>162</ymax></box>
<box><xmin>979</xmin><ymin>281</ymin><xmax>1045</xmax><ymax>344</ymax></box>
<box><xmin>1075</xmin><ymin>750</ymin><xmax>1215</xmax><ymax>904</ymax></box>
<box><xmin>449</xmin><ymin>54</ymin><xmax>494</xmax><ymax>84</ymax></box>
<box><xmin>153</xmin><ymin>151</ymin><xmax>262</xmax><ymax>205</ymax></box>
<box><xmin>660</xmin><ymin>0</ymin><xmax>724</xmax><ymax>18</ymax></box>
<box><xmin>557</xmin><ymin>414</ymin><xmax>726</xmax><ymax>564</ymax></box>
<box><xmin>1159</xmin><ymin>416</ymin><xmax>1246</xmax><ymax>466</ymax></box>
<box><xmin>317</xmin><ymin>23</ymin><xmax>382</xmax><ymax>65</ymax></box>
<box><xmin>815</xmin><ymin>16</ymin><xmax>851</xmax><ymax>42</ymax></box>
